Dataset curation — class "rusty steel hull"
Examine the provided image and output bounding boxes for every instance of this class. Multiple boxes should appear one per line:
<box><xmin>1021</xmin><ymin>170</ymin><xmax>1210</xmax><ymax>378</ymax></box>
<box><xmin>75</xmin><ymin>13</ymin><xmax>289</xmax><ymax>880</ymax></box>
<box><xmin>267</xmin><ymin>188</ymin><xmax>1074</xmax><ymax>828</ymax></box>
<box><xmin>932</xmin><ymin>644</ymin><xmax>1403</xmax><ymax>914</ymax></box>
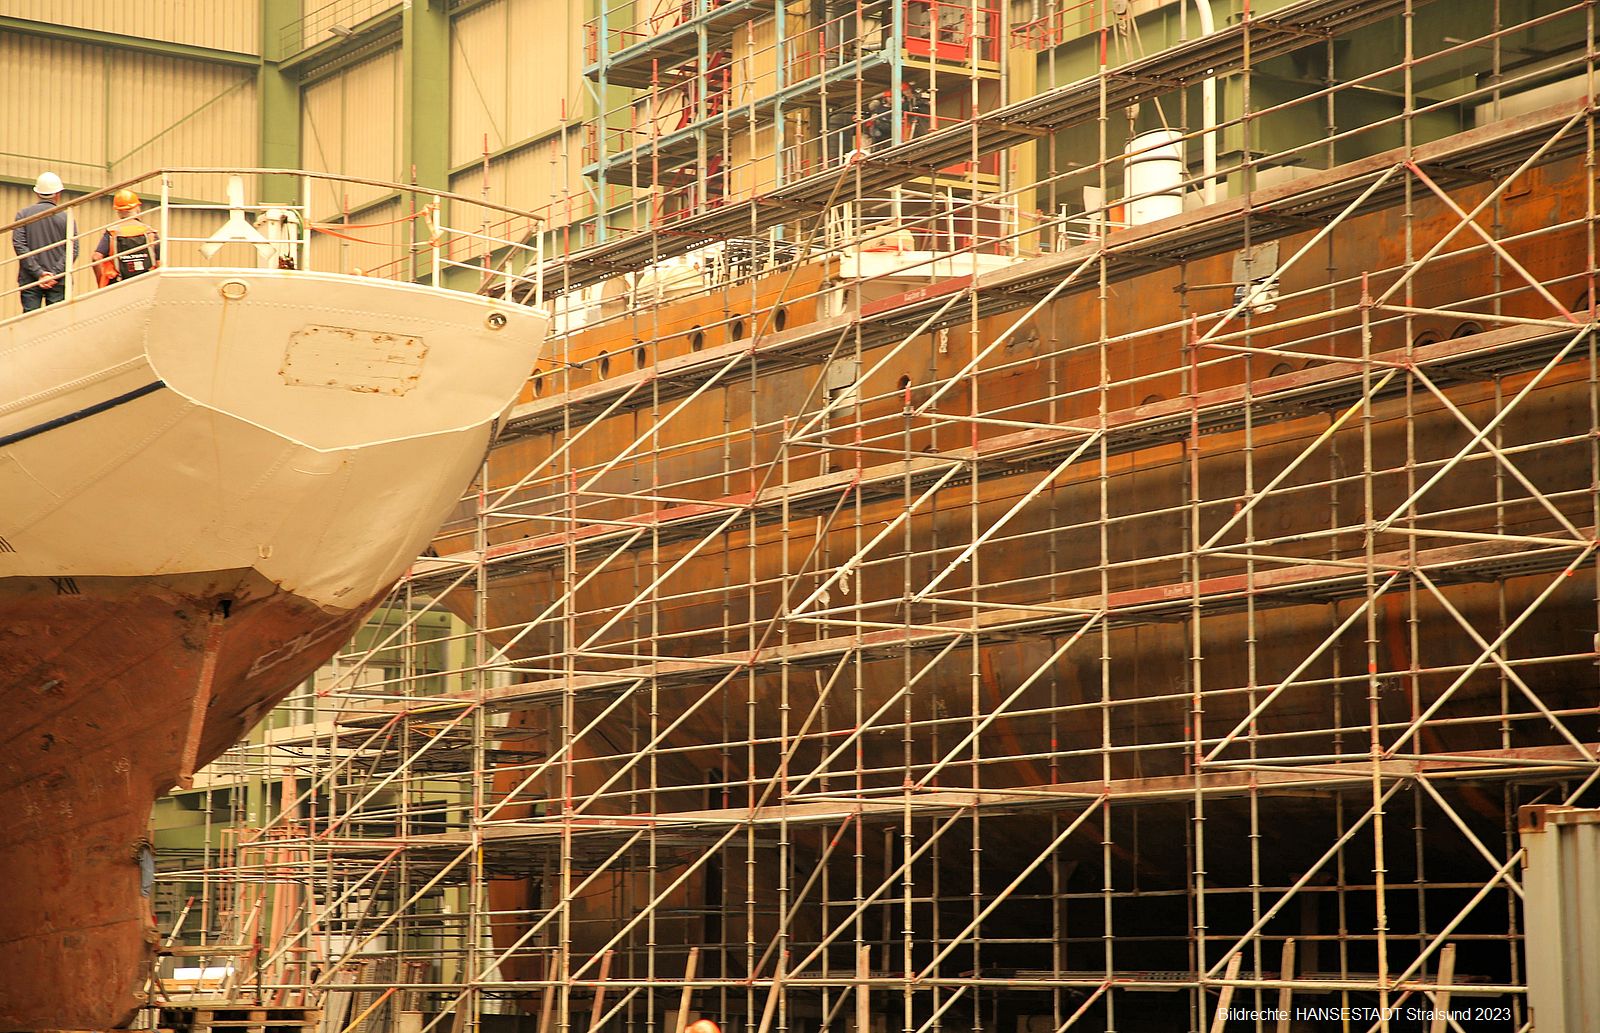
<box><xmin>442</xmin><ymin>152</ymin><xmax>1600</xmax><ymax>964</ymax></box>
<box><xmin>0</xmin><ymin>570</ymin><xmax>365</xmax><ymax>1030</ymax></box>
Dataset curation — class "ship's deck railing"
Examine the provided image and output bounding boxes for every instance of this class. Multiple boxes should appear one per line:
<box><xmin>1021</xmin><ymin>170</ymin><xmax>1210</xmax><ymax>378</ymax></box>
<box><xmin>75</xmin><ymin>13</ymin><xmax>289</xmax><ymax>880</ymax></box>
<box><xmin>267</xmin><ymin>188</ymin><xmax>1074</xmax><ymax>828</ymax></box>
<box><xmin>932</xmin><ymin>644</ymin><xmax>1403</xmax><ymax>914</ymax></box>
<box><xmin>820</xmin><ymin>187</ymin><xmax>1019</xmax><ymax>258</ymax></box>
<box><xmin>544</xmin><ymin>231</ymin><xmax>807</xmax><ymax>336</ymax></box>
<box><xmin>0</xmin><ymin>168</ymin><xmax>548</xmax><ymax>323</ymax></box>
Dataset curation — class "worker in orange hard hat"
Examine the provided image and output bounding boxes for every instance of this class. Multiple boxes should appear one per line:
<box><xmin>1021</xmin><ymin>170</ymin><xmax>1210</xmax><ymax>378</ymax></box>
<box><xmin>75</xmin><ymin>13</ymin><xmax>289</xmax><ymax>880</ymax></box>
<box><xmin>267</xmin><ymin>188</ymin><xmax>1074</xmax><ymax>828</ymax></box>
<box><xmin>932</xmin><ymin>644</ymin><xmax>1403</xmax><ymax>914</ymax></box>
<box><xmin>92</xmin><ymin>188</ymin><xmax>161</xmax><ymax>287</ymax></box>
<box><xmin>685</xmin><ymin>1020</ymin><xmax>721</xmax><ymax>1033</ymax></box>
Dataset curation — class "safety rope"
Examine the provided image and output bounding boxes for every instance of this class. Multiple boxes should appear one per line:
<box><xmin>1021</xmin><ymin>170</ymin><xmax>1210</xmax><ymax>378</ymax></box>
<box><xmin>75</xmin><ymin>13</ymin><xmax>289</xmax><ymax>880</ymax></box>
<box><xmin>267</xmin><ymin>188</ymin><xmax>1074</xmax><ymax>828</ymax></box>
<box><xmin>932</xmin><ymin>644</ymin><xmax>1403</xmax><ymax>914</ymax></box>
<box><xmin>309</xmin><ymin>202</ymin><xmax>441</xmax><ymax>246</ymax></box>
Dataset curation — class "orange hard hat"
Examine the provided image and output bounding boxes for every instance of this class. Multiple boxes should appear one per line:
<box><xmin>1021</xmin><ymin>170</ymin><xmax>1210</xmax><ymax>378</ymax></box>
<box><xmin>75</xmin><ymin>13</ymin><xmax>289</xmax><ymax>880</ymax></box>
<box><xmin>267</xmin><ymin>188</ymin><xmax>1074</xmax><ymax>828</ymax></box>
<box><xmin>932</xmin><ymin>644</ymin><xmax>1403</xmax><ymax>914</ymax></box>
<box><xmin>685</xmin><ymin>1021</ymin><xmax>721</xmax><ymax>1033</ymax></box>
<box><xmin>112</xmin><ymin>188</ymin><xmax>141</xmax><ymax>212</ymax></box>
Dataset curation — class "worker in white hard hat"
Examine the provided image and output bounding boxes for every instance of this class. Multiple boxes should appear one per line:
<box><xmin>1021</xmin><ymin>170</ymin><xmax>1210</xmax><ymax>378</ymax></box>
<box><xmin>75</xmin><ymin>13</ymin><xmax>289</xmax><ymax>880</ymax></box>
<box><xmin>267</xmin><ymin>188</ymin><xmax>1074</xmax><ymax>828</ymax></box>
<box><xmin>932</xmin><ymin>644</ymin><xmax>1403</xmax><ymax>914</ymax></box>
<box><xmin>92</xmin><ymin>189</ymin><xmax>161</xmax><ymax>288</ymax></box>
<box><xmin>11</xmin><ymin>171</ymin><xmax>76</xmax><ymax>311</ymax></box>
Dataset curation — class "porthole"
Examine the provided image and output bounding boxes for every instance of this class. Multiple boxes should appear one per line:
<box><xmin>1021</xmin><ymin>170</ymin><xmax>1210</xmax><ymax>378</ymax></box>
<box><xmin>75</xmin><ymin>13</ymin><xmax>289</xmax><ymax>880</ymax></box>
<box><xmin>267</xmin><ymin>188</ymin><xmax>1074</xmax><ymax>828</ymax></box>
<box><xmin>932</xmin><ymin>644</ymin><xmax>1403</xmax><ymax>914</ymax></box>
<box><xmin>1451</xmin><ymin>321</ymin><xmax>1484</xmax><ymax>339</ymax></box>
<box><xmin>897</xmin><ymin>374</ymin><xmax>912</xmax><ymax>391</ymax></box>
<box><xmin>1268</xmin><ymin>362</ymin><xmax>1293</xmax><ymax>378</ymax></box>
<box><xmin>1140</xmin><ymin>393</ymin><xmax>1166</xmax><ymax>406</ymax></box>
<box><xmin>1412</xmin><ymin>330</ymin><xmax>1442</xmax><ymax>348</ymax></box>
<box><xmin>690</xmin><ymin>326</ymin><xmax>705</xmax><ymax>351</ymax></box>
<box><xmin>774</xmin><ymin>307</ymin><xmax>788</xmax><ymax>331</ymax></box>
<box><xmin>634</xmin><ymin>344</ymin><xmax>648</xmax><ymax>369</ymax></box>
<box><xmin>598</xmin><ymin>350</ymin><xmax>611</xmax><ymax>377</ymax></box>
<box><xmin>532</xmin><ymin>369</ymin><xmax>545</xmax><ymax>396</ymax></box>
<box><xmin>1575</xmin><ymin>289</ymin><xmax>1593</xmax><ymax>315</ymax></box>
<box><xmin>732</xmin><ymin>318</ymin><xmax>746</xmax><ymax>340</ymax></box>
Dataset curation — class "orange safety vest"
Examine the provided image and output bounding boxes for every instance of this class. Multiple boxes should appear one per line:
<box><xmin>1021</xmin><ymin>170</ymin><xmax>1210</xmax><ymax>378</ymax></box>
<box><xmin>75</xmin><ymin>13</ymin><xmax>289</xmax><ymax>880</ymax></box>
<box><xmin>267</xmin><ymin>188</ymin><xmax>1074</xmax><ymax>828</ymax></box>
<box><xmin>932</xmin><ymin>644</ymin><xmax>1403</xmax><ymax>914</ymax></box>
<box><xmin>95</xmin><ymin>220</ymin><xmax>158</xmax><ymax>287</ymax></box>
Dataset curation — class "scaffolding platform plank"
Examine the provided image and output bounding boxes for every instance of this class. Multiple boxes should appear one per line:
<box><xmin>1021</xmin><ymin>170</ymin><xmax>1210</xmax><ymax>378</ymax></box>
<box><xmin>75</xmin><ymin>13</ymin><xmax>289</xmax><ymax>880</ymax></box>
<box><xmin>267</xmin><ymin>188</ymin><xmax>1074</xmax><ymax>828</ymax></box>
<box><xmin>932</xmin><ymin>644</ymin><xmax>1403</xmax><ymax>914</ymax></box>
<box><xmin>422</xmin><ymin>320</ymin><xmax>1586</xmax><ymax>589</ymax></box>
<box><xmin>585</xmin><ymin>0</ymin><xmax>779</xmax><ymax>89</ymax></box>
<box><xmin>332</xmin><ymin>743</ymin><xmax>1599</xmax><ymax>854</ymax></box>
<box><xmin>155</xmin><ymin>1007</ymin><xmax>320</xmax><ymax>1033</ymax></box>
<box><xmin>364</xmin><ymin>528</ymin><xmax>1596</xmax><ymax>724</ymax></box>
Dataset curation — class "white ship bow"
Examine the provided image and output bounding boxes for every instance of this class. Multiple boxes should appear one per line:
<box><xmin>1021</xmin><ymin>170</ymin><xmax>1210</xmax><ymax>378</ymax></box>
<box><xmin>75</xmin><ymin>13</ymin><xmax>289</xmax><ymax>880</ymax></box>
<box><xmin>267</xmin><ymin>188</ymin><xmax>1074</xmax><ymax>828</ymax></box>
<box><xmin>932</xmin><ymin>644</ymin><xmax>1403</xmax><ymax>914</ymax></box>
<box><xmin>0</xmin><ymin>268</ymin><xmax>543</xmax><ymax>607</ymax></box>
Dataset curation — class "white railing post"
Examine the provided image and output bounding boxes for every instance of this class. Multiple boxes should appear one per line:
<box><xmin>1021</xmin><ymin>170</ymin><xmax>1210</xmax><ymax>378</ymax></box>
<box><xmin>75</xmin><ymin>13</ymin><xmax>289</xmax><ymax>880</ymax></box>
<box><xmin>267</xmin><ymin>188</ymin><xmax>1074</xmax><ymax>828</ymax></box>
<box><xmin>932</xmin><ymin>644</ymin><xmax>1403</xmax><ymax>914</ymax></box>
<box><xmin>431</xmin><ymin>195</ymin><xmax>443</xmax><ymax>286</ymax></box>
<box><xmin>160</xmin><ymin>175</ymin><xmax>171</xmax><ymax>271</ymax></box>
<box><xmin>63</xmin><ymin>207</ymin><xmax>76</xmax><ymax>303</ymax></box>
<box><xmin>301</xmin><ymin>174</ymin><xmax>313</xmax><ymax>272</ymax></box>
<box><xmin>945</xmin><ymin>188</ymin><xmax>956</xmax><ymax>253</ymax></box>
<box><xmin>535</xmin><ymin>228</ymin><xmax>545</xmax><ymax>309</ymax></box>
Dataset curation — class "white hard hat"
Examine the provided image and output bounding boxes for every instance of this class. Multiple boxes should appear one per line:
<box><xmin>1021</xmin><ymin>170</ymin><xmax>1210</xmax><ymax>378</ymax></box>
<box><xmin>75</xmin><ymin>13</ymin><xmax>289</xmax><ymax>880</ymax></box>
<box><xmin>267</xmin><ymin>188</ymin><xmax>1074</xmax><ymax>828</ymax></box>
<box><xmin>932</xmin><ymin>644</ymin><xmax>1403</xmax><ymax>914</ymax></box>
<box><xmin>33</xmin><ymin>171</ymin><xmax>63</xmax><ymax>195</ymax></box>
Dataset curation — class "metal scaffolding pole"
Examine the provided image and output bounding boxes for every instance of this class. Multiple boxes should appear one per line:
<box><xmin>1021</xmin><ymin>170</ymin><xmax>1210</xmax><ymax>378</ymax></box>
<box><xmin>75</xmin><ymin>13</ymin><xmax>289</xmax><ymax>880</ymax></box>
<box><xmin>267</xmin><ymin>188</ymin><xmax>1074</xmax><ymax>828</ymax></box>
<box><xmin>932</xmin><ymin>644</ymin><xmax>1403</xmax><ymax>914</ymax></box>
<box><xmin>155</xmin><ymin>4</ymin><xmax>1600</xmax><ymax>1033</ymax></box>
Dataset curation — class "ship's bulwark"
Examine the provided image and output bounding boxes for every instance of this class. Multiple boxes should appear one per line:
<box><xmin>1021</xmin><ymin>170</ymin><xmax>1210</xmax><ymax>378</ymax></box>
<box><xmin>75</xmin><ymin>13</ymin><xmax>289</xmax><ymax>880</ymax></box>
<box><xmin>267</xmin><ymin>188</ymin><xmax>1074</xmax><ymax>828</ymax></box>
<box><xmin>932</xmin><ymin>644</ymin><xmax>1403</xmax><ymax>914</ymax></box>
<box><xmin>0</xmin><ymin>570</ymin><xmax>363</xmax><ymax>1029</ymax></box>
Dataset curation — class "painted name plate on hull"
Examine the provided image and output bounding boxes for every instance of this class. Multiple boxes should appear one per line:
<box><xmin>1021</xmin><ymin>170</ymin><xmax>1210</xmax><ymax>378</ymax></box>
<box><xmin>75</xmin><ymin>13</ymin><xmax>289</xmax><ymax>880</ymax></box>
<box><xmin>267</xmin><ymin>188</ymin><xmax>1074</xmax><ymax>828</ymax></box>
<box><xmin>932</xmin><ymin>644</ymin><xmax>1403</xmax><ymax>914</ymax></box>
<box><xmin>280</xmin><ymin>325</ymin><xmax>427</xmax><ymax>395</ymax></box>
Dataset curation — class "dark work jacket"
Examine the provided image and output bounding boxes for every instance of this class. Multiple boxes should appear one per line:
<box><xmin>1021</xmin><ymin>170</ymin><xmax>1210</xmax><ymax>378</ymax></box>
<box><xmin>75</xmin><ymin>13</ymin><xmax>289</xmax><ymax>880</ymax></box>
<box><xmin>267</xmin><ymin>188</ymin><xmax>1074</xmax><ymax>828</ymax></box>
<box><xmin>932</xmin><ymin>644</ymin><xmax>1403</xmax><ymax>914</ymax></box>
<box><xmin>12</xmin><ymin>200</ymin><xmax>74</xmax><ymax>287</ymax></box>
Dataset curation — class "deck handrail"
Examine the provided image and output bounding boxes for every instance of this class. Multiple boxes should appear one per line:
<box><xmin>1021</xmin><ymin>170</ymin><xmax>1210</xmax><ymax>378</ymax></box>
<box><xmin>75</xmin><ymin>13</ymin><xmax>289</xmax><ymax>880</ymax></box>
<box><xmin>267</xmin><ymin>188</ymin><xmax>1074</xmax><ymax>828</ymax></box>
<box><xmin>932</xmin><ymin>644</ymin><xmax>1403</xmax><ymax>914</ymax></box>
<box><xmin>0</xmin><ymin>167</ymin><xmax>550</xmax><ymax>320</ymax></box>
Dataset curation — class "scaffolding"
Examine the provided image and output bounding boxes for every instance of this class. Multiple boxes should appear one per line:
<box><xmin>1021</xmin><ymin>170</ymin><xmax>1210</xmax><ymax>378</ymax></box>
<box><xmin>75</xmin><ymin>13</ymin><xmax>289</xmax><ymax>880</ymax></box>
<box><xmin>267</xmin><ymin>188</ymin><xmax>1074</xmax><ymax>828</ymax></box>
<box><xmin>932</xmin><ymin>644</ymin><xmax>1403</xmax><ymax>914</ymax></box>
<box><xmin>159</xmin><ymin>1</ymin><xmax>1600</xmax><ymax>1032</ymax></box>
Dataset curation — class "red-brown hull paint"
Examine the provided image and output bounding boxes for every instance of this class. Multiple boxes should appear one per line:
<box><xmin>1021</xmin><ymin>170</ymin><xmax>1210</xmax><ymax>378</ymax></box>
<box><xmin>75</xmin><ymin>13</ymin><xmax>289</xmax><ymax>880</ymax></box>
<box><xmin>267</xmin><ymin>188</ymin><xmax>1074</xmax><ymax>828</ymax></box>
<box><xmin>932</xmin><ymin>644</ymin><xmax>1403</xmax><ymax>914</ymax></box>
<box><xmin>0</xmin><ymin>571</ymin><xmax>370</xmax><ymax>1031</ymax></box>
